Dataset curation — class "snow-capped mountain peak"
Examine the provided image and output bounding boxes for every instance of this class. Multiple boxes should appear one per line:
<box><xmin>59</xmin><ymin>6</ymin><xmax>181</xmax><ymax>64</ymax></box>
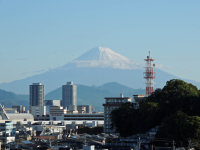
<box><xmin>76</xmin><ymin>47</ymin><xmax>129</xmax><ymax>61</ymax></box>
<box><xmin>69</xmin><ymin>47</ymin><xmax>142</xmax><ymax>69</ymax></box>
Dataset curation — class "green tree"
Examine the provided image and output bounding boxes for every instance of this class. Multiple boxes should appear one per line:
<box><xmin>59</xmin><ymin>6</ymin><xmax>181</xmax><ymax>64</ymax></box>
<box><xmin>111</xmin><ymin>79</ymin><xmax>200</xmax><ymax>144</ymax></box>
<box><xmin>156</xmin><ymin>111</ymin><xmax>200</xmax><ymax>149</ymax></box>
<box><xmin>148</xmin><ymin>79</ymin><xmax>200</xmax><ymax>118</ymax></box>
<box><xmin>111</xmin><ymin>102</ymin><xmax>159</xmax><ymax>137</ymax></box>
<box><xmin>161</xmin><ymin>79</ymin><xmax>199</xmax><ymax>99</ymax></box>
<box><xmin>111</xmin><ymin>103</ymin><xmax>137</xmax><ymax>137</ymax></box>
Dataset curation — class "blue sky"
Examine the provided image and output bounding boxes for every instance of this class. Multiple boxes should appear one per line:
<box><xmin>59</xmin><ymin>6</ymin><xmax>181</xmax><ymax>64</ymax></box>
<box><xmin>0</xmin><ymin>0</ymin><xmax>200</xmax><ymax>83</ymax></box>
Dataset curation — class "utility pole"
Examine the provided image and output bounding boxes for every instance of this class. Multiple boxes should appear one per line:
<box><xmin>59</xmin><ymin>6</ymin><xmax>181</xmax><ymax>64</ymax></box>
<box><xmin>172</xmin><ymin>140</ymin><xmax>175</xmax><ymax>150</ymax></box>
<box><xmin>188</xmin><ymin>139</ymin><xmax>192</xmax><ymax>150</ymax></box>
<box><xmin>137</xmin><ymin>137</ymin><xmax>141</xmax><ymax>150</ymax></box>
<box><xmin>151</xmin><ymin>144</ymin><xmax>153</xmax><ymax>150</ymax></box>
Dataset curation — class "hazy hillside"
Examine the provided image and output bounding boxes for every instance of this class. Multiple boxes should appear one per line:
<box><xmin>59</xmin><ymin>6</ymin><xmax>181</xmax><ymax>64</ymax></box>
<box><xmin>46</xmin><ymin>82</ymin><xmax>145</xmax><ymax>111</ymax></box>
<box><xmin>1</xmin><ymin>47</ymin><xmax>196</xmax><ymax>94</ymax></box>
<box><xmin>0</xmin><ymin>82</ymin><xmax>144</xmax><ymax>111</ymax></box>
<box><xmin>0</xmin><ymin>89</ymin><xmax>29</xmax><ymax>108</ymax></box>
<box><xmin>98</xmin><ymin>82</ymin><xmax>145</xmax><ymax>96</ymax></box>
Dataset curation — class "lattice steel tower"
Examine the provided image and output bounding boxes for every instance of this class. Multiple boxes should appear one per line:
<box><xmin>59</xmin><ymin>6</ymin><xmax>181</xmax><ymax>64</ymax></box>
<box><xmin>144</xmin><ymin>51</ymin><xmax>155</xmax><ymax>96</ymax></box>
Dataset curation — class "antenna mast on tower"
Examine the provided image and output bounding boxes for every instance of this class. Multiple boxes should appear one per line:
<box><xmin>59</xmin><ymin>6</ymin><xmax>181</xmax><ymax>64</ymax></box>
<box><xmin>144</xmin><ymin>51</ymin><xmax>155</xmax><ymax>96</ymax></box>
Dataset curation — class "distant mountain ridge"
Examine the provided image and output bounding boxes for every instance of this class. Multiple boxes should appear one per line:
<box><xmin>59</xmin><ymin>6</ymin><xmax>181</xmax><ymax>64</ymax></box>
<box><xmin>1</xmin><ymin>80</ymin><xmax>200</xmax><ymax>111</ymax></box>
<box><xmin>46</xmin><ymin>82</ymin><xmax>145</xmax><ymax>111</ymax></box>
<box><xmin>0</xmin><ymin>46</ymin><xmax>200</xmax><ymax>94</ymax></box>
<box><xmin>0</xmin><ymin>82</ymin><xmax>145</xmax><ymax>111</ymax></box>
<box><xmin>0</xmin><ymin>89</ymin><xmax>29</xmax><ymax>108</ymax></box>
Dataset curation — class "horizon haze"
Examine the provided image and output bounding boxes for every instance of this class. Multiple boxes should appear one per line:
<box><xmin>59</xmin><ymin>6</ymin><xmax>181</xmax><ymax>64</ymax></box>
<box><xmin>0</xmin><ymin>1</ymin><xmax>200</xmax><ymax>84</ymax></box>
<box><xmin>0</xmin><ymin>47</ymin><xmax>200</xmax><ymax>94</ymax></box>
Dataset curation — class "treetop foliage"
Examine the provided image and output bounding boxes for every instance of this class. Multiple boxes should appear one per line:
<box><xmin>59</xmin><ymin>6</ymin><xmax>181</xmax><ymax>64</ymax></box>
<box><xmin>111</xmin><ymin>79</ymin><xmax>200</xmax><ymax>149</ymax></box>
<box><xmin>162</xmin><ymin>79</ymin><xmax>199</xmax><ymax>98</ymax></box>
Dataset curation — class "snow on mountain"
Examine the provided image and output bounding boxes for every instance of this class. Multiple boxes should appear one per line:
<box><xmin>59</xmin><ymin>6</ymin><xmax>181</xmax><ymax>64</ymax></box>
<box><xmin>61</xmin><ymin>47</ymin><xmax>142</xmax><ymax>69</ymax></box>
<box><xmin>0</xmin><ymin>46</ymin><xmax>200</xmax><ymax>94</ymax></box>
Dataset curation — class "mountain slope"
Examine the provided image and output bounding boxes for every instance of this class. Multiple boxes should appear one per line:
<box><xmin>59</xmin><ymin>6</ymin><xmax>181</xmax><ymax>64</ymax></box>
<box><xmin>46</xmin><ymin>82</ymin><xmax>145</xmax><ymax>111</ymax></box>
<box><xmin>0</xmin><ymin>82</ymin><xmax>145</xmax><ymax>111</ymax></box>
<box><xmin>98</xmin><ymin>82</ymin><xmax>145</xmax><ymax>96</ymax></box>
<box><xmin>0</xmin><ymin>89</ymin><xmax>29</xmax><ymax>107</ymax></box>
<box><xmin>67</xmin><ymin>47</ymin><xmax>141</xmax><ymax>69</ymax></box>
<box><xmin>0</xmin><ymin>47</ymin><xmax>199</xmax><ymax>94</ymax></box>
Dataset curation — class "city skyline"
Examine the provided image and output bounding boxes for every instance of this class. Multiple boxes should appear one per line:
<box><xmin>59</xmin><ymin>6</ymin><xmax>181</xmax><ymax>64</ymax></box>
<box><xmin>0</xmin><ymin>1</ymin><xmax>200</xmax><ymax>83</ymax></box>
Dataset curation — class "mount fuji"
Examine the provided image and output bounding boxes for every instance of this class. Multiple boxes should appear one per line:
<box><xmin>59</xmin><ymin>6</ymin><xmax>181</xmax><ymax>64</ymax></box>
<box><xmin>0</xmin><ymin>47</ymin><xmax>199</xmax><ymax>94</ymax></box>
<box><xmin>66</xmin><ymin>47</ymin><xmax>141</xmax><ymax>70</ymax></box>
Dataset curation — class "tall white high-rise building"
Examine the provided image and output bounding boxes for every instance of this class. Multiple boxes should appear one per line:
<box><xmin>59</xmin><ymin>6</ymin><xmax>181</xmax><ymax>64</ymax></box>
<box><xmin>62</xmin><ymin>82</ymin><xmax>77</xmax><ymax>111</ymax></box>
<box><xmin>29</xmin><ymin>83</ymin><xmax>44</xmax><ymax>113</ymax></box>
